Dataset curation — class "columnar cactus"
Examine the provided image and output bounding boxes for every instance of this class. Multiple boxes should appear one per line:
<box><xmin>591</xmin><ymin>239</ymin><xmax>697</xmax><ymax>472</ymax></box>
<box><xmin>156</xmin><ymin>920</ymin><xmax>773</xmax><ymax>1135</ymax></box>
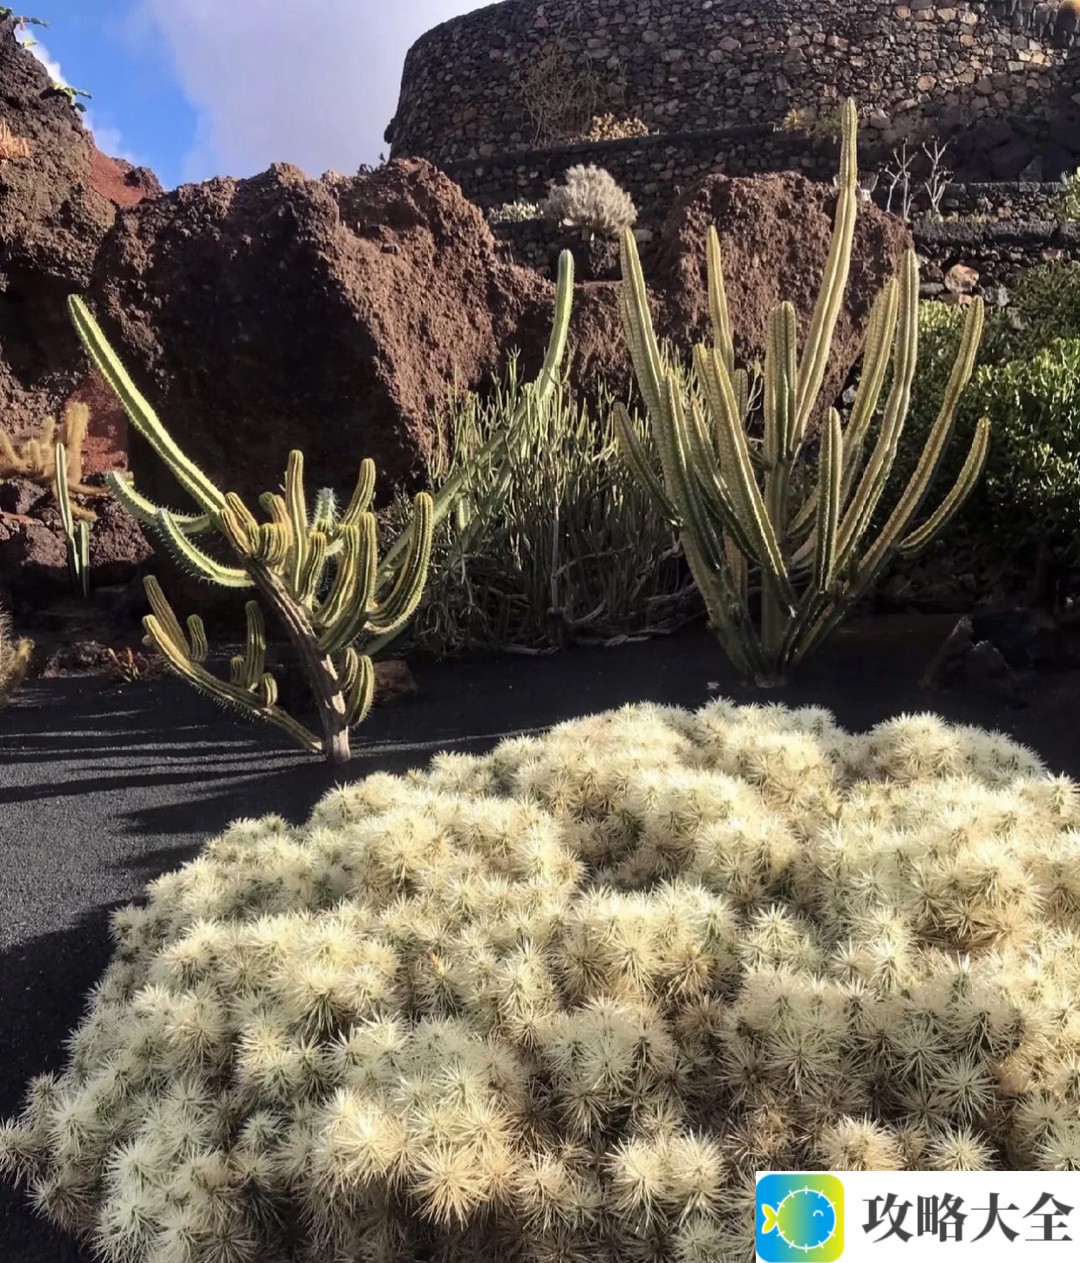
<box><xmin>1</xmin><ymin>401</ymin><xmax>104</xmax><ymax>521</ymax></box>
<box><xmin>613</xmin><ymin>98</ymin><xmax>990</xmax><ymax>683</ymax></box>
<box><xmin>65</xmin><ymin>253</ymin><xmax>574</xmax><ymax>761</ymax></box>
<box><xmin>54</xmin><ymin>441</ymin><xmax>90</xmax><ymax>598</ymax></box>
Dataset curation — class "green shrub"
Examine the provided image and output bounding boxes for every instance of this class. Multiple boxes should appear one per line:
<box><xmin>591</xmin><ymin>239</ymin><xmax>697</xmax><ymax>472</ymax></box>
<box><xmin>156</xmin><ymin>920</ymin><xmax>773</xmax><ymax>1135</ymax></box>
<box><xmin>1005</xmin><ymin>262</ymin><xmax>1080</xmax><ymax>358</ymax></box>
<box><xmin>6</xmin><ymin>698</ymin><xmax>1080</xmax><ymax>1262</ymax></box>
<box><xmin>384</xmin><ymin>357</ymin><xmax>686</xmax><ymax>655</ymax></box>
<box><xmin>1055</xmin><ymin>169</ymin><xmax>1080</xmax><ymax>222</ymax></box>
<box><xmin>890</xmin><ymin>302</ymin><xmax>1080</xmax><ymax>556</ymax></box>
<box><xmin>974</xmin><ymin>336</ymin><xmax>1080</xmax><ymax>546</ymax></box>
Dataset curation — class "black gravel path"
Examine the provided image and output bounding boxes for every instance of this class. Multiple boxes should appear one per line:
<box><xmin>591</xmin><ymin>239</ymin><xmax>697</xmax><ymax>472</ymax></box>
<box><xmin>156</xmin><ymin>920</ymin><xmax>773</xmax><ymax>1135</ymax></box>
<box><xmin>3</xmin><ymin>615</ymin><xmax>1078</xmax><ymax>1261</ymax></box>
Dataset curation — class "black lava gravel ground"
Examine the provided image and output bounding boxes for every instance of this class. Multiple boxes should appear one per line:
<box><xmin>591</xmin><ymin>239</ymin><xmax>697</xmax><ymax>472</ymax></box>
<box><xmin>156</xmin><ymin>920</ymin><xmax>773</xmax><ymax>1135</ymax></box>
<box><xmin>3</xmin><ymin>616</ymin><xmax>1079</xmax><ymax>1261</ymax></box>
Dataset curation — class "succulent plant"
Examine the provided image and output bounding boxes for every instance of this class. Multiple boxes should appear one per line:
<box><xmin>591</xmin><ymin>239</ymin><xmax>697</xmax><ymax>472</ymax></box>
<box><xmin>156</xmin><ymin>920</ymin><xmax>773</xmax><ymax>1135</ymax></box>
<box><xmin>54</xmin><ymin>442</ymin><xmax>90</xmax><ymax>599</ymax></box>
<box><xmin>0</xmin><ymin>402</ymin><xmax>104</xmax><ymax>521</ymax></box>
<box><xmin>0</xmin><ymin>601</ymin><xmax>32</xmax><ymax>708</ymax></box>
<box><xmin>44</xmin><ymin>80</ymin><xmax>91</xmax><ymax>111</ymax></box>
<box><xmin>5</xmin><ymin>699</ymin><xmax>1080</xmax><ymax>1261</ymax></box>
<box><xmin>542</xmin><ymin>164</ymin><xmax>637</xmax><ymax>239</ymax></box>
<box><xmin>65</xmin><ymin>252</ymin><xmax>575</xmax><ymax>761</ymax></box>
<box><xmin>613</xmin><ymin>98</ymin><xmax>989</xmax><ymax>684</ymax></box>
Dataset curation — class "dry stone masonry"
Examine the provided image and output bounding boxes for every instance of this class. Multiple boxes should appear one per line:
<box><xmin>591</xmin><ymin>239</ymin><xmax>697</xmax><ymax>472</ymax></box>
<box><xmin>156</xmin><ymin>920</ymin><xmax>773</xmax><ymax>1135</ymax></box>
<box><xmin>391</xmin><ymin>0</ymin><xmax>1080</xmax><ymax>181</ymax></box>
<box><xmin>389</xmin><ymin>0</ymin><xmax>1080</xmax><ymax>303</ymax></box>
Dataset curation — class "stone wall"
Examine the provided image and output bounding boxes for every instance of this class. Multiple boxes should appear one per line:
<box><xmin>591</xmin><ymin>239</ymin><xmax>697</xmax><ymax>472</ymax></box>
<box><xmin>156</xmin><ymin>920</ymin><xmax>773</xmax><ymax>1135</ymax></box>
<box><xmin>391</xmin><ymin>0</ymin><xmax>1080</xmax><ymax>183</ymax></box>
<box><xmin>444</xmin><ymin>126</ymin><xmax>877</xmax><ymax>219</ymax></box>
<box><xmin>490</xmin><ymin>212</ymin><xmax>1080</xmax><ymax>302</ymax></box>
<box><xmin>916</xmin><ymin>217</ymin><xmax>1080</xmax><ymax>292</ymax></box>
<box><xmin>445</xmin><ymin>126</ymin><xmax>1079</xmax><ymax>228</ymax></box>
<box><xmin>936</xmin><ymin>179</ymin><xmax>1068</xmax><ymax>218</ymax></box>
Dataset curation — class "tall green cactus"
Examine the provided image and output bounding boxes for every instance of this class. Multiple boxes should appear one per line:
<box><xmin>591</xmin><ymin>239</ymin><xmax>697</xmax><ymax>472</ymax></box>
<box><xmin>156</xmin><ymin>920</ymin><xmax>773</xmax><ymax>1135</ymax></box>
<box><xmin>613</xmin><ymin>97</ymin><xmax>990</xmax><ymax>684</ymax></box>
<box><xmin>53</xmin><ymin>441</ymin><xmax>90</xmax><ymax>599</ymax></box>
<box><xmin>66</xmin><ymin>251</ymin><xmax>574</xmax><ymax>760</ymax></box>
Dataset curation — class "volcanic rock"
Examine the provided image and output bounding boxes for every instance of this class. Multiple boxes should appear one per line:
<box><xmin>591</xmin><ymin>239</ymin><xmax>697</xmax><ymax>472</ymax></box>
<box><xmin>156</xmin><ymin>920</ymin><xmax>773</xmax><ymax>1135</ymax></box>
<box><xmin>0</xmin><ymin>17</ymin><xmax>156</xmax><ymax>523</ymax></box>
<box><xmin>651</xmin><ymin>171</ymin><xmax>914</xmax><ymax>422</ymax></box>
<box><xmin>83</xmin><ymin>160</ymin><xmax>910</xmax><ymax>515</ymax></box>
<box><xmin>83</xmin><ymin>159</ymin><xmax>562</xmax><ymax>520</ymax></box>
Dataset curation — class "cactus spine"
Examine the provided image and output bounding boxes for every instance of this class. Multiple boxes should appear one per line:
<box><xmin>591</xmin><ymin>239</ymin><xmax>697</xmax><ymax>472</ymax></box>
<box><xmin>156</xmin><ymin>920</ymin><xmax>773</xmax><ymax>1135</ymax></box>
<box><xmin>66</xmin><ymin>251</ymin><xmax>575</xmax><ymax>760</ymax></box>
<box><xmin>613</xmin><ymin>98</ymin><xmax>990</xmax><ymax>684</ymax></box>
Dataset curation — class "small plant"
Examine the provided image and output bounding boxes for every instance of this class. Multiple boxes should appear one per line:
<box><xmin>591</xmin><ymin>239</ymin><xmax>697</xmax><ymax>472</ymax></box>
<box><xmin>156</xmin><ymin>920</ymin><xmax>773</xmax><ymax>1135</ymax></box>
<box><xmin>103</xmin><ymin>645</ymin><xmax>165</xmax><ymax>687</ymax></box>
<box><xmin>0</xmin><ymin>402</ymin><xmax>106</xmax><ymax>521</ymax></box>
<box><xmin>882</xmin><ymin>140</ymin><xmax>916</xmax><ymax>219</ymax></box>
<box><xmin>44</xmin><ymin>81</ymin><xmax>91</xmax><ymax>112</ymax></box>
<box><xmin>53</xmin><ymin>442</ymin><xmax>89</xmax><ymax>599</ymax></box>
<box><xmin>542</xmin><ymin>164</ymin><xmax>637</xmax><ymax>239</ymax></box>
<box><xmin>584</xmin><ymin>113</ymin><xmax>651</xmax><ymax>141</ymax></box>
<box><xmin>1056</xmin><ymin>167</ymin><xmax>1080</xmax><ymax>220</ymax></box>
<box><xmin>809</xmin><ymin>107</ymin><xmax>845</xmax><ymax>140</ymax></box>
<box><xmin>488</xmin><ymin>198</ymin><xmax>544</xmax><ymax>225</ymax></box>
<box><xmin>0</xmin><ymin>118</ymin><xmax>30</xmax><ymax>160</ymax></box>
<box><xmin>920</xmin><ymin>139</ymin><xmax>953</xmax><ymax>220</ymax></box>
<box><xmin>384</xmin><ymin>349</ymin><xmax>688</xmax><ymax>654</ymax></box>
<box><xmin>0</xmin><ymin>8</ymin><xmax>47</xmax><ymax>27</ymax></box>
<box><xmin>519</xmin><ymin>41</ymin><xmax>603</xmax><ymax>145</ymax></box>
<box><xmin>612</xmin><ymin>98</ymin><xmax>990</xmax><ymax>685</ymax></box>
<box><xmin>780</xmin><ymin>105</ymin><xmax>845</xmax><ymax>140</ymax></box>
<box><xmin>780</xmin><ymin>106</ymin><xmax>813</xmax><ymax>132</ymax></box>
<box><xmin>0</xmin><ymin>601</ymin><xmax>32</xmax><ymax>708</ymax></box>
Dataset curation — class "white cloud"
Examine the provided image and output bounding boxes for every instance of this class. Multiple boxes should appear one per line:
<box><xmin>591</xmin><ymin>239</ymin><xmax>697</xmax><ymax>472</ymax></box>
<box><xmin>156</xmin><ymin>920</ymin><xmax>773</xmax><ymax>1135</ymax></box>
<box><xmin>18</xmin><ymin>29</ymin><xmax>62</xmax><ymax>82</ymax></box>
<box><xmin>139</xmin><ymin>0</ymin><xmax>480</xmax><ymax>183</ymax></box>
<box><xmin>18</xmin><ymin>31</ymin><xmax>143</xmax><ymax>166</ymax></box>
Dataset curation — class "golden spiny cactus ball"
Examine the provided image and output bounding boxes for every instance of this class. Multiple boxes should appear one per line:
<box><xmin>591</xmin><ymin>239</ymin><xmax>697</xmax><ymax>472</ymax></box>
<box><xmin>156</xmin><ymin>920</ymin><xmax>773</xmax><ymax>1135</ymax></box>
<box><xmin>4</xmin><ymin>698</ymin><xmax>1080</xmax><ymax>1263</ymax></box>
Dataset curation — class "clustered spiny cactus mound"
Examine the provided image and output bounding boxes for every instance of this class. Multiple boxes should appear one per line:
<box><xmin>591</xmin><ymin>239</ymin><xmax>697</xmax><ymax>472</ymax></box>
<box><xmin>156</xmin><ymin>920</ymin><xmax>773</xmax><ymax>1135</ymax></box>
<box><xmin>4</xmin><ymin>700</ymin><xmax>1080</xmax><ymax>1262</ymax></box>
<box><xmin>542</xmin><ymin>164</ymin><xmax>637</xmax><ymax>239</ymax></box>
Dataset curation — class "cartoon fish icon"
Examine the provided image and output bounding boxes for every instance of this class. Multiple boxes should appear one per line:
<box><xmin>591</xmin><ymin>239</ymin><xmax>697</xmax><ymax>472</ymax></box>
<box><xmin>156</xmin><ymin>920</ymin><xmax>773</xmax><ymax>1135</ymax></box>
<box><xmin>760</xmin><ymin>1185</ymin><xmax>839</xmax><ymax>1252</ymax></box>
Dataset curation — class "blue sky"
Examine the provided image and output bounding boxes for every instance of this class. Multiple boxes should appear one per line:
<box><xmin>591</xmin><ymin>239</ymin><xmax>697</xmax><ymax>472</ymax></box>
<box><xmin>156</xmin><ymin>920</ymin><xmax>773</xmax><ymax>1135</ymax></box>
<box><xmin>19</xmin><ymin>0</ymin><xmax>483</xmax><ymax>191</ymax></box>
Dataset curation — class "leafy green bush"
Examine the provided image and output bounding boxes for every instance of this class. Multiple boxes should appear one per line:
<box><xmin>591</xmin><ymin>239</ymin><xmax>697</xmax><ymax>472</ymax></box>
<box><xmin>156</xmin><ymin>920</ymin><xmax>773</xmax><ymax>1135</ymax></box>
<box><xmin>6</xmin><ymin>699</ymin><xmax>1080</xmax><ymax>1263</ymax></box>
<box><xmin>383</xmin><ymin>357</ymin><xmax>686</xmax><ymax>654</ymax></box>
<box><xmin>889</xmin><ymin>301</ymin><xmax>1080</xmax><ymax>556</ymax></box>
<box><xmin>1054</xmin><ymin>169</ymin><xmax>1080</xmax><ymax>222</ymax></box>
<box><xmin>974</xmin><ymin>337</ymin><xmax>1080</xmax><ymax>545</ymax></box>
<box><xmin>1004</xmin><ymin>261</ymin><xmax>1080</xmax><ymax>358</ymax></box>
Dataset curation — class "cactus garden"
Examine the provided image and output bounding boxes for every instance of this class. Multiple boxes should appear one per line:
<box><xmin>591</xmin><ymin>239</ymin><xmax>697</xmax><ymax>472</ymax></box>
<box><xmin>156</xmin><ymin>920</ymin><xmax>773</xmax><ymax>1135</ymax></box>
<box><xmin>8</xmin><ymin>3</ymin><xmax>1080</xmax><ymax>1256</ymax></box>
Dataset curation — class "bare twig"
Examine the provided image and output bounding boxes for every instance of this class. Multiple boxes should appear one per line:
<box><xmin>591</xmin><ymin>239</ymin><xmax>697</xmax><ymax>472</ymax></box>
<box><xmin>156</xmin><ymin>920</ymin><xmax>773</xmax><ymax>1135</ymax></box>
<box><xmin>882</xmin><ymin>141</ymin><xmax>915</xmax><ymax>220</ymax></box>
<box><xmin>921</xmin><ymin>140</ymin><xmax>952</xmax><ymax>220</ymax></box>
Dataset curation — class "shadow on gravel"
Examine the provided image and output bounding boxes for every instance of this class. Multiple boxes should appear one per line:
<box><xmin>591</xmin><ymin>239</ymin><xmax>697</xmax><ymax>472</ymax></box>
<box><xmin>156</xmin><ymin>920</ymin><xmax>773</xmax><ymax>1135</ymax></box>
<box><xmin>4</xmin><ymin>615</ymin><xmax>1080</xmax><ymax>1260</ymax></box>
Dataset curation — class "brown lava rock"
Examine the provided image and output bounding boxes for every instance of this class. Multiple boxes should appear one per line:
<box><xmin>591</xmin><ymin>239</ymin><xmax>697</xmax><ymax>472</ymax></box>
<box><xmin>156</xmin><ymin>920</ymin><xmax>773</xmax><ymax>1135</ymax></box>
<box><xmin>652</xmin><ymin>171</ymin><xmax>914</xmax><ymax>424</ymax></box>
